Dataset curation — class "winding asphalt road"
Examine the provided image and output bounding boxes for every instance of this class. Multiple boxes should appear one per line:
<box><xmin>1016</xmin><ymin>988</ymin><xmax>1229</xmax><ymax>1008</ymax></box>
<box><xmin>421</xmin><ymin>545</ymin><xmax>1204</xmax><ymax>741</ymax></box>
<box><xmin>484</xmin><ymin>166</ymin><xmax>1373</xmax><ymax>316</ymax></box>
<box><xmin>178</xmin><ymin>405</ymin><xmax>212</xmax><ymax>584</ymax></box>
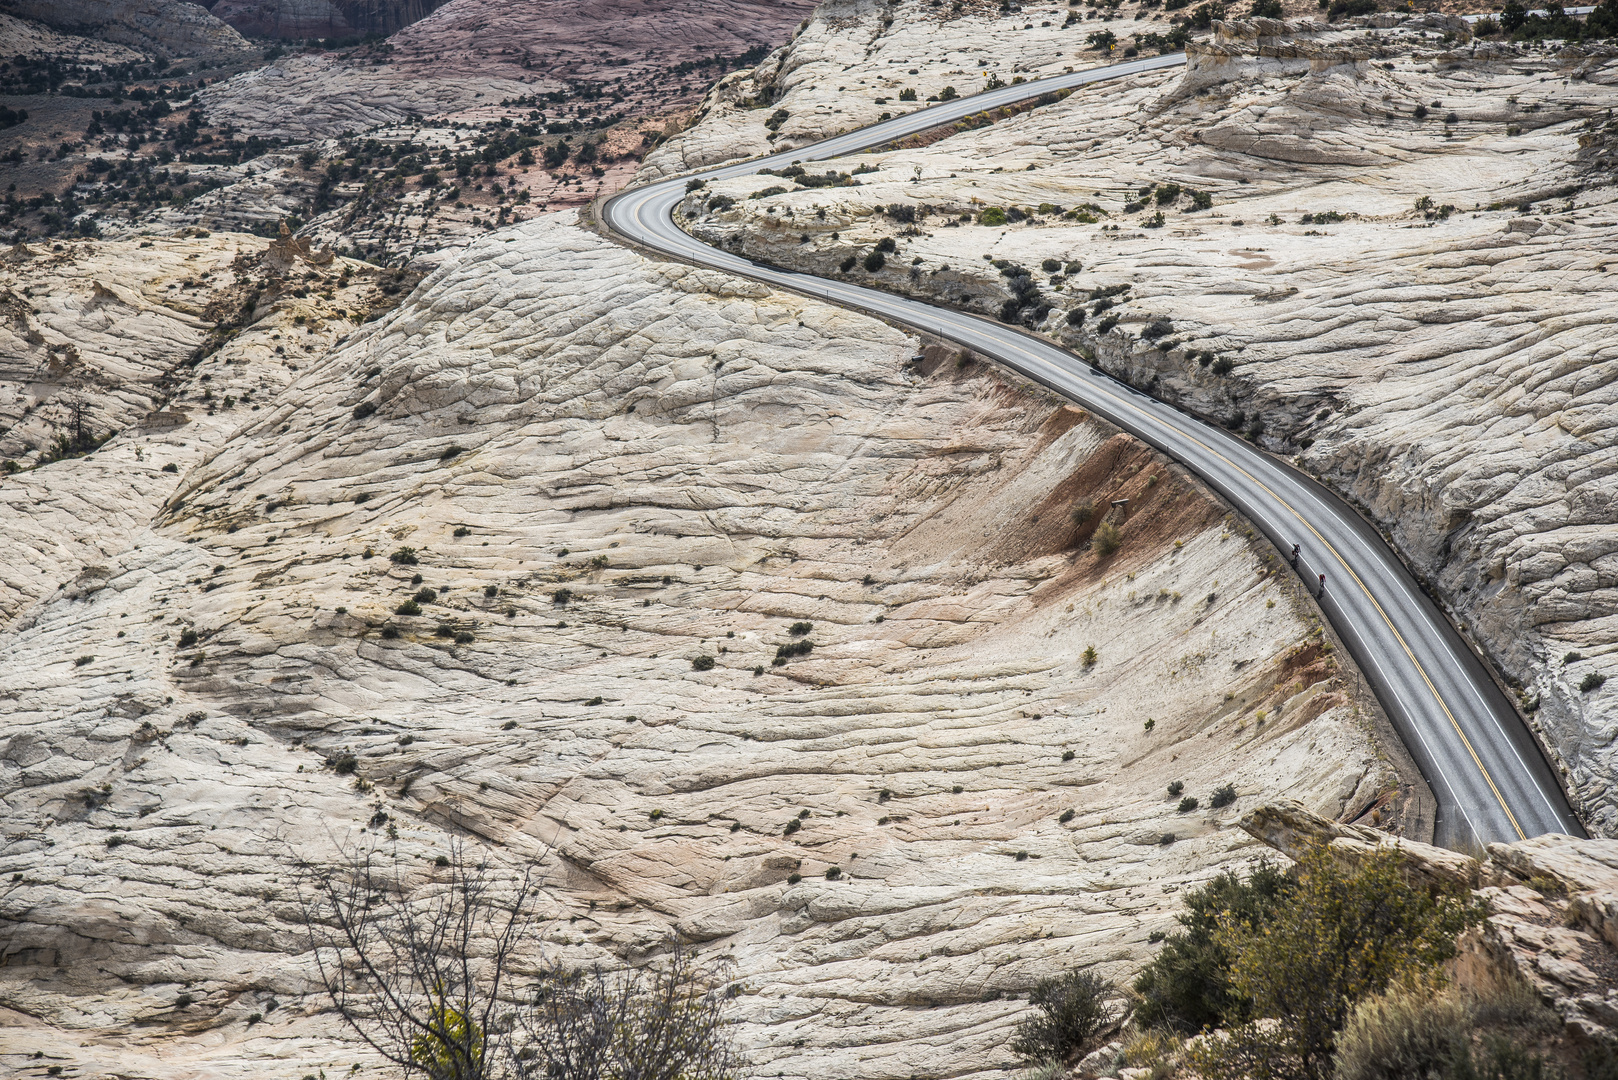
<box><xmin>598</xmin><ymin>53</ymin><xmax>1585</xmax><ymax>846</ymax></box>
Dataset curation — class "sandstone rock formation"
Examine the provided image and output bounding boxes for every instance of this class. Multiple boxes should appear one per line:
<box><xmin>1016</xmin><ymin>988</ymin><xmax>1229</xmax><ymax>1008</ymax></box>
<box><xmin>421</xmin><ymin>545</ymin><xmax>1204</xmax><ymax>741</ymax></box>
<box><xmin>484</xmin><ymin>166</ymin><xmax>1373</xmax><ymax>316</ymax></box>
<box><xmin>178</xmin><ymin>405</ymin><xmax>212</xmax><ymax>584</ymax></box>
<box><xmin>1241</xmin><ymin>799</ymin><xmax>1618</xmax><ymax>1045</ymax></box>
<box><xmin>0</xmin><ymin>213</ymin><xmax>1397</xmax><ymax>1078</ymax></box>
<box><xmin>211</xmin><ymin>0</ymin><xmax>449</xmax><ymax>40</ymax></box>
<box><xmin>0</xmin><ymin>0</ymin><xmax>250</xmax><ymax>57</ymax></box>
<box><xmin>659</xmin><ymin>5</ymin><xmax>1618</xmax><ymax>834</ymax></box>
<box><xmin>200</xmin><ymin>0</ymin><xmax>821</xmax><ymax>141</ymax></box>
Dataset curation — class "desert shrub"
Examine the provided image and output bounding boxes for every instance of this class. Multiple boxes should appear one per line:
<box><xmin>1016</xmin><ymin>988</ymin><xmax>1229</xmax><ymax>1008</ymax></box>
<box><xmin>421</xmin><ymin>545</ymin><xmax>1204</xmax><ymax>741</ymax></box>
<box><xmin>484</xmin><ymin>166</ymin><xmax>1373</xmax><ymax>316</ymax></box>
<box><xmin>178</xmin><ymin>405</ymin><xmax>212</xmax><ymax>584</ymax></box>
<box><xmin>1333</xmin><ymin>981</ymin><xmax>1471</xmax><ymax>1080</ymax></box>
<box><xmin>1133</xmin><ymin>861</ymin><xmax>1293</xmax><ymax>1032</ymax></box>
<box><xmin>1093</xmin><ymin>521</ymin><xmax>1124</xmax><ymax>557</ymax></box>
<box><xmin>1097</xmin><ymin>315</ymin><xmax>1120</xmax><ymax>334</ymax></box>
<box><xmin>686</xmin><ymin>178</ymin><xmax>706</xmax><ymax>192</ymax></box>
<box><xmin>381</xmin><ymin>626</ymin><xmax>400</xmax><ymax>639</ymax></box>
<box><xmin>885</xmin><ymin>203</ymin><xmax>916</xmax><ymax>224</ymax></box>
<box><xmin>1082</xmin><ymin>645</ymin><xmax>1098</xmax><ymax>666</ymax></box>
<box><xmin>863</xmin><ymin>250</ymin><xmax>886</xmax><ymax>272</ymax></box>
<box><xmin>178</xmin><ymin>628</ymin><xmax>199</xmax><ymax>648</ymax></box>
<box><xmin>1186</xmin><ymin>845</ymin><xmax>1485</xmax><ymax>1080</ymax></box>
<box><xmin>876</xmin><ymin>237</ymin><xmax>897</xmax><ymax>254</ymax></box>
<box><xmin>1210</xmin><ymin>783</ymin><xmax>1237</xmax><ymax>808</ymax></box>
<box><xmin>1155</xmin><ymin>184</ymin><xmax>1182</xmax><ymax>206</ymax></box>
<box><xmin>390</xmin><ymin>547</ymin><xmax>418</xmax><ymax>565</ymax></box>
<box><xmin>353</xmin><ymin>401</ymin><xmax>378</xmax><ymax>420</ymax></box>
<box><xmin>1179</xmin><ymin>797</ymin><xmax>1199</xmax><ymax>813</ymax></box>
<box><xmin>707</xmin><ymin>193</ymin><xmax>736</xmax><ymax>212</ymax></box>
<box><xmin>940</xmin><ymin>86</ymin><xmax>958</xmax><ymax>100</ymax></box>
<box><xmin>1042</xmin><ymin>258</ymin><xmax>1062</xmax><ymax>272</ymax></box>
<box><xmin>1250</xmin><ymin>0</ymin><xmax>1283</xmax><ymax>14</ymax></box>
<box><xmin>980</xmin><ymin>206</ymin><xmax>1007</xmax><ymax>226</ymax></box>
<box><xmin>1066</xmin><ymin>308</ymin><xmax>1086</xmax><ymax>326</ymax></box>
<box><xmin>553</xmin><ymin>588</ymin><xmax>572</xmax><ymax>605</ymax></box>
<box><xmin>1212</xmin><ymin>357</ymin><xmax>1236</xmax><ymax>376</ymax></box>
<box><xmin>692</xmin><ymin>655</ymin><xmax>716</xmax><ymax>671</ymax></box>
<box><xmin>1060</xmin><ymin>809</ymin><xmax>1076</xmax><ymax>823</ymax></box>
<box><xmin>1580</xmin><ymin>672</ymin><xmax>1606</xmax><ymax>692</ymax></box>
<box><xmin>748</xmin><ymin>185</ymin><xmax>788</xmax><ymax>200</ymax></box>
<box><xmin>1167</xmin><ymin>780</ymin><xmax>1185</xmax><ymax>796</ymax></box>
<box><xmin>1011</xmin><ymin>970</ymin><xmax>1119</xmax><ymax>1064</ymax></box>
<box><xmin>454</xmin><ymin>631</ymin><xmax>474</xmax><ymax>645</ymax></box>
<box><xmin>161</xmin><ymin>462</ymin><xmax>178</xmax><ymax>473</ymax></box>
<box><xmin>775</xmin><ymin>640</ymin><xmax>814</xmax><ymax>660</ymax></box>
<box><xmin>839</xmin><ymin>254</ymin><xmax>857</xmax><ymax>272</ymax></box>
<box><xmin>395</xmin><ymin>600</ymin><xmax>422</xmax><ymax>616</ymax></box>
<box><xmin>1326</xmin><ymin>0</ymin><xmax>1377</xmax><ymax>18</ymax></box>
<box><xmin>1186</xmin><ymin>189</ymin><xmax>1213</xmax><ymax>211</ymax></box>
<box><xmin>789</xmin><ymin>621</ymin><xmax>813</xmax><ymax>635</ymax></box>
<box><xmin>1142</xmin><ymin>320</ymin><xmax>1174</xmax><ymax>341</ymax></box>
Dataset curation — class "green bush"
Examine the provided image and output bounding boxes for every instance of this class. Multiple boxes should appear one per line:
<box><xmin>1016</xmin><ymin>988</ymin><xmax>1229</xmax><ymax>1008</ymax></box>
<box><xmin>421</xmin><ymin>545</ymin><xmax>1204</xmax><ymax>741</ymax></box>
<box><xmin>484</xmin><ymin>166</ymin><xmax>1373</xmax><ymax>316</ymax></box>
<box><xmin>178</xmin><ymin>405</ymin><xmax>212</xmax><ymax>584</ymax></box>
<box><xmin>395</xmin><ymin>600</ymin><xmax>422</xmax><ymax>616</ymax></box>
<box><xmin>1250</xmin><ymin>0</ymin><xmax>1283</xmax><ymax>15</ymax></box>
<box><xmin>692</xmin><ymin>655</ymin><xmax>715</xmax><ymax>671</ymax></box>
<box><xmin>1133</xmin><ymin>862</ymin><xmax>1293</xmax><ymax>1033</ymax></box>
<box><xmin>899</xmin><ymin>87</ymin><xmax>918</xmax><ymax>101</ymax></box>
<box><xmin>1072</xmin><ymin>500</ymin><xmax>1095</xmax><ymax>525</ymax></box>
<box><xmin>789</xmin><ymin>621</ymin><xmax>813</xmax><ymax>635</ymax></box>
<box><xmin>1327</xmin><ymin>0</ymin><xmax>1378</xmax><ymax>18</ymax></box>
<box><xmin>1011</xmin><ymin>970</ymin><xmax>1119</xmax><ymax>1064</ymax></box>
<box><xmin>1186</xmin><ymin>846</ymin><xmax>1485</xmax><ymax>1080</ymax></box>
<box><xmin>980</xmin><ymin>206</ymin><xmax>1007</xmax><ymax>226</ymax></box>
<box><xmin>839</xmin><ymin>255</ymin><xmax>857</xmax><ymax>272</ymax></box>
<box><xmin>1333</xmin><ymin>982</ymin><xmax>1470</xmax><ymax>1080</ymax></box>
<box><xmin>1093</xmin><ymin>521</ymin><xmax>1123</xmax><ymax>557</ymax></box>
<box><xmin>1580</xmin><ymin>672</ymin><xmax>1606</xmax><ymax>692</ymax></box>
<box><xmin>390</xmin><ymin>547</ymin><xmax>418</xmax><ymax>565</ymax></box>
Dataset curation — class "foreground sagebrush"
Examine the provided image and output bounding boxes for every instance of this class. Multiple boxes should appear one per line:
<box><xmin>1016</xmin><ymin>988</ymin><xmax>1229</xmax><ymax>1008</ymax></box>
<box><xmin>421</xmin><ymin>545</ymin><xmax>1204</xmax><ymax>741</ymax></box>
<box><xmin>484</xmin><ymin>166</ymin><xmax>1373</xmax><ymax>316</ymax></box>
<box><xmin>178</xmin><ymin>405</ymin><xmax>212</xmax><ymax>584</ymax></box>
<box><xmin>299</xmin><ymin>840</ymin><xmax>740</xmax><ymax>1080</ymax></box>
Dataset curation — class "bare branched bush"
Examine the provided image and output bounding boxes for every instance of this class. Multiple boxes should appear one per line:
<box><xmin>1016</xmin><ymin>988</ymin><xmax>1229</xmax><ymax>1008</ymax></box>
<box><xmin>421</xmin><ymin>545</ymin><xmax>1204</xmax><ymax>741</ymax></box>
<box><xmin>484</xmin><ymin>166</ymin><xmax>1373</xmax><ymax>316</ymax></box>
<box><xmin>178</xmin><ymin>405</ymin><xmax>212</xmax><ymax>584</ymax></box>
<box><xmin>299</xmin><ymin>840</ymin><xmax>741</xmax><ymax>1080</ymax></box>
<box><xmin>515</xmin><ymin>947</ymin><xmax>740</xmax><ymax>1080</ymax></box>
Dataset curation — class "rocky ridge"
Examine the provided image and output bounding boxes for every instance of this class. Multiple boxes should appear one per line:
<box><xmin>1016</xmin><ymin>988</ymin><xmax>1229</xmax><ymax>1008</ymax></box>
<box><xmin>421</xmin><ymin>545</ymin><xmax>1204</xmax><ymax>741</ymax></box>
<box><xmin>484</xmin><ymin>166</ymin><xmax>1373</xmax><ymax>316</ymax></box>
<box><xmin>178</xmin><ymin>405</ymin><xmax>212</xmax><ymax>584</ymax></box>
<box><xmin>0</xmin><ymin>0</ymin><xmax>250</xmax><ymax>58</ymax></box>
<box><xmin>1242</xmin><ymin>799</ymin><xmax>1618</xmax><ymax>1046</ymax></box>
<box><xmin>661</xmin><ymin>6</ymin><xmax>1618</xmax><ymax>833</ymax></box>
<box><xmin>0</xmin><ymin>212</ymin><xmax>1395</xmax><ymax>1079</ymax></box>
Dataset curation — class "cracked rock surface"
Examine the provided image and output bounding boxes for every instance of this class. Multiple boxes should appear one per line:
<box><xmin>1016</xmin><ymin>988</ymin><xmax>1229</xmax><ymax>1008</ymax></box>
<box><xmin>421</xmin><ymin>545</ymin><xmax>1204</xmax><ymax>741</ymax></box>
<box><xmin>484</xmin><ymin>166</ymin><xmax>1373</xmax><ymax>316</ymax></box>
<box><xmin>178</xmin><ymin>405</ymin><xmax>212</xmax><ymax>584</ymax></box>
<box><xmin>0</xmin><ymin>213</ymin><xmax>1392</xmax><ymax>1078</ymax></box>
<box><xmin>664</xmin><ymin>6</ymin><xmax>1618</xmax><ymax>834</ymax></box>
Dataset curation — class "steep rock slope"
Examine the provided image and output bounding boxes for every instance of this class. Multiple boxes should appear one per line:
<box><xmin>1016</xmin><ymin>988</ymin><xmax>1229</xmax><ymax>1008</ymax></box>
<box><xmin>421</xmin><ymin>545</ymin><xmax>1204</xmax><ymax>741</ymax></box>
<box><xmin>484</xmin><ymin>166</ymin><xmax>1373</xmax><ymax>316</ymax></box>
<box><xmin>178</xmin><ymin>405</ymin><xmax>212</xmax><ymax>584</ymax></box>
<box><xmin>660</xmin><ymin>7</ymin><xmax>1618</xmax><ymax>833</ymax></box>
<box><xmin>200</xmin><ymin>0</ymin><xmax>820</xmax><ymax>141</ymax></box>
<box><xmin>0</xmin><ymin>213</ymin><xmax>1393</xmax><ymax>1079</ymax></box>
<box><xmin>210</xmin><ymin>0</ymin><xmax>449</xmax><ymax>40</ymax></box>
<box><xmin>0</xmin><ymin>0</ymin><xmax>250</xmax><ymax>57</ymax></box>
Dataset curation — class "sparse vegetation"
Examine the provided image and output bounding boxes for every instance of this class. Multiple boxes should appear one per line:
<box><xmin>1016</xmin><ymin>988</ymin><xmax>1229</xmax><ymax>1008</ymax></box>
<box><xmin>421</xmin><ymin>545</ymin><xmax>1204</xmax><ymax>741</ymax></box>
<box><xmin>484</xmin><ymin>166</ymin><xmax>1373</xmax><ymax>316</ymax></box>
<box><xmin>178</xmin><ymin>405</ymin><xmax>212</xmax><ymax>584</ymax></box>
<box><xmin>299</xmin><ymin>842</ymin><xmax>740</xmax><ymax>1080</ymax></box>
<box><xmin>1093</xmin><ymin>521</ymin><xmax>1124</xmax><ymax>557</ymax></box>
<box><xmin>1011</xmin><ymin>970</ymin><xmax>1119</xmax><ymax>1065</ymax></box>
<box><xmin>390</xmin><ymin>547</ymin><xmax>419</xmax><ymax>565</ymax></box>
<box><xmin>1210</xmin><ymin>783</ymin><xmax>1237</xmax><ymax>809</ymax></box>
<box><xmin>1581</xmin><ymin>672</ymin><xmax>1606</xmax><ymax>692</ymax></box>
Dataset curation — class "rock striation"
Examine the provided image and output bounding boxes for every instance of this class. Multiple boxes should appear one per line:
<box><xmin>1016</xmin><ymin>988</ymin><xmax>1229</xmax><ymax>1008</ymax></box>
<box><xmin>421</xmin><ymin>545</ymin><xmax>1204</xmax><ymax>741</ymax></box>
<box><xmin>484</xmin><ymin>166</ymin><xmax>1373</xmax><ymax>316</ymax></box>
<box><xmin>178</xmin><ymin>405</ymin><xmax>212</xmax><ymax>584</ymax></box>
<box><xmin>0</xmin><ymin>0</ymin><xmax>250</xmax><ymax>57</ymax></box>
<box><xmin>658</xmin><ymin>6</ymin><xmax>1618</xmax><ymax>834</ymax></box>
<box><xmin>211</xmin><ymin>0</ymin><xmax>449</xmax><ymax>40</ymax></box>
<box><xmin>0</xmin><ymin>212</ymin><xmax>1396</xmax><ymax>1079</ymax></box>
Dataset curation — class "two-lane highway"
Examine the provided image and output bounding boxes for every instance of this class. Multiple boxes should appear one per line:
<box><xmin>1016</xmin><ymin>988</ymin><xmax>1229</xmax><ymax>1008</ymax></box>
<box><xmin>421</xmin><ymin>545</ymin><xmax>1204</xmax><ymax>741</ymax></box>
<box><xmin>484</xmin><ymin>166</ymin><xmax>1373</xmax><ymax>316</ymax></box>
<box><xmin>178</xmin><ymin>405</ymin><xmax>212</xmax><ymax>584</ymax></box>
<box><xmin>599</xmin><ymin>54</ymin><xmax>1584</xmax><ymax>846</ymax></box>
